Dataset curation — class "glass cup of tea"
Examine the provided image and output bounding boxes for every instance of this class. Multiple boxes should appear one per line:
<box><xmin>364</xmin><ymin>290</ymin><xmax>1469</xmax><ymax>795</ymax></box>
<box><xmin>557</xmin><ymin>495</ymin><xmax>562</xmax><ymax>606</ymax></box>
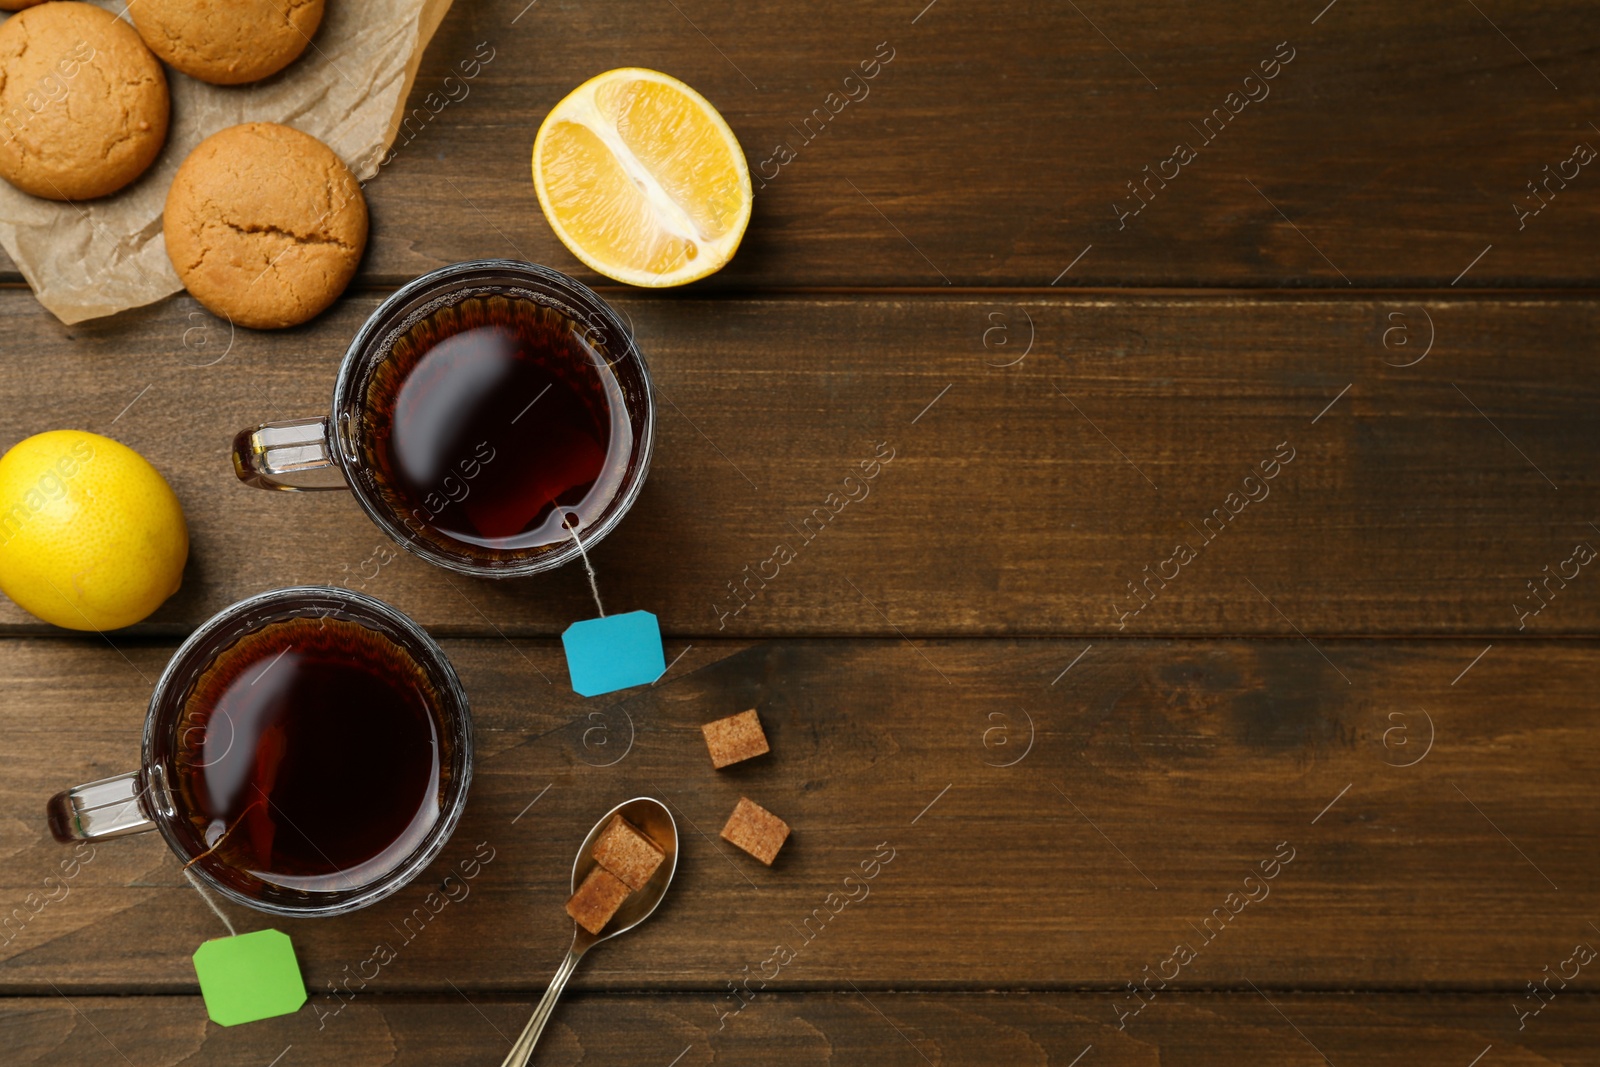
<box><xmin>232</xmin><ymin>260</ymin><xmax>655</xmax><ymax>578</ymax></box>
<box><xmin>47</xmin><ymin>587</ymin><xmax>473</xmax><ymax>917</ymax></box>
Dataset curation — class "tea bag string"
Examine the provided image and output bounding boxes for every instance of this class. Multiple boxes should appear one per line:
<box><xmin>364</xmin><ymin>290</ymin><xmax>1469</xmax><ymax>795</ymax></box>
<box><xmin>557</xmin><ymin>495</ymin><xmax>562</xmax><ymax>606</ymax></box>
<box><xmin>183</xmin><ymin>867</ymin><xmax>238</xmax><ymax>937</ymax></box>
<box><xmin>564</xmin><ymin>513</ymin><xmax>606</xmax><ymax>618</ymax></box>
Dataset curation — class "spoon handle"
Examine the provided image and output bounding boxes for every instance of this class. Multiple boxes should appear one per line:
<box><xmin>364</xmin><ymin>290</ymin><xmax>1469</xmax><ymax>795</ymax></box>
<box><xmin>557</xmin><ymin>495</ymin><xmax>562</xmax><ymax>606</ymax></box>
<box><xmin>501</xmin><ymin>946</ymin><xmax>583</xmax><ymax>1067</ymax></box>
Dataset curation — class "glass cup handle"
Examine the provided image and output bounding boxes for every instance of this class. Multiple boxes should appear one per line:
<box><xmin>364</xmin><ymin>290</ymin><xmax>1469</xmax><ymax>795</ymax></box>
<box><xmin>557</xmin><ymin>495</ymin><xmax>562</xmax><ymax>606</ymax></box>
<box><xmin>47</xmin><ymin>771</ymin><xmax>156</xmax><ymax>841</ymax></box>
<box><xmin>231</xmin><ymin>417</ymin><xmax>351</xmax><ymax>491</ymax></box>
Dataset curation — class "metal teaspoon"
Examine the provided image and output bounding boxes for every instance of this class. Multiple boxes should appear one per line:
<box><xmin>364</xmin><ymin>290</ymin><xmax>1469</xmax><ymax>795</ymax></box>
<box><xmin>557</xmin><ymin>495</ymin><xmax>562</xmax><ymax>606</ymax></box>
<box><xmin>500</xmin><ymin>796</ymin><xmax>679</xmax><ymax>1066</ymax></box>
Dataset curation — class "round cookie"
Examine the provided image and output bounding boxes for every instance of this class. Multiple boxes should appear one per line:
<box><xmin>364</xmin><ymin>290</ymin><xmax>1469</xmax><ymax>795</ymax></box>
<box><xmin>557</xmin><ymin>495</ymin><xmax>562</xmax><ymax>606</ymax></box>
<box><xmin>129</xmin><ymin>0</ymin><xmax>323</xmax><ymax>85</ymax></box>
<box><xmin>164</xmin><ymin>123</ymin><xmax>368</xmax><ymax>330</ymax></box>
<box><xmin>0</xmin><ymin>2</ymin><xmax>48</xmax><ymax>10</ymax></box>
<box><xmin>0</xmin><ymin>3</ymin><xmax>169</xmax><ymax>201</ymax></box>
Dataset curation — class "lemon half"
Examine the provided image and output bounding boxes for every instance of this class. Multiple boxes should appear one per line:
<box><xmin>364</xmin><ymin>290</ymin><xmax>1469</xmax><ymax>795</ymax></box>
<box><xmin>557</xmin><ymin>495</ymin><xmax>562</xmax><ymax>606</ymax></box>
<box><xmin>533</xmin><ymin>68</ymin><xmax>752</xmax><ymax>287</ymax></box>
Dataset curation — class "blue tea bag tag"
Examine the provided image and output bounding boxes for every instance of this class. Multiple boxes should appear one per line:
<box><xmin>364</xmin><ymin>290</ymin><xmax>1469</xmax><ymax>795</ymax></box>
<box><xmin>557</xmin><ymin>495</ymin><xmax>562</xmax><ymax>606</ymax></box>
<box><xmin>562</xmin><ymin>610</ymin><xmax>665</xmax><ymax>696</ymax></box>
<box><xmin>192</xmin><ymin>929</ymin><xmax>306</xmax><ymax>1027</ymax></box>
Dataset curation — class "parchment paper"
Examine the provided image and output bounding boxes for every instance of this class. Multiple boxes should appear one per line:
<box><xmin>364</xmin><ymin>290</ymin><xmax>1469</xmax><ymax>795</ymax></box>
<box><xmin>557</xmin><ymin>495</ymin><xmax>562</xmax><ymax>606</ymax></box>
<box><xmin>0</xmin><ymin>0</ymin><xmax>455</xmax><ymax>324</ymax></box>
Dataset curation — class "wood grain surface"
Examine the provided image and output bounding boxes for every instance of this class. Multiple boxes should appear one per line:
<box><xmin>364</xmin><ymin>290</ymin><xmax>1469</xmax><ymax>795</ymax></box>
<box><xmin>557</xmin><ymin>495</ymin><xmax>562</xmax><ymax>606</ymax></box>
<box><xmin>3</xmin><ymin>637</ymin><xmax>1595</xmax><ymax>995</ymax></box>
<box><xmin>9</xmin><ymin>993</ymin><xmax>1599</xmax><ymax>1066</ymax></box>
<box><xmin>3</xmin><ymin>0</ymin><xmax>1597</xmax><ymax>289</ymax></box>
<box><xmin>1</xmin><ymin>291</ymin><xmax>1595</xmax><ymax>636</ymax></box>
<box><xmin>3</xmin><ymin>0</ymin><xmax>1598</xmax><ymax>1062</ymax></box>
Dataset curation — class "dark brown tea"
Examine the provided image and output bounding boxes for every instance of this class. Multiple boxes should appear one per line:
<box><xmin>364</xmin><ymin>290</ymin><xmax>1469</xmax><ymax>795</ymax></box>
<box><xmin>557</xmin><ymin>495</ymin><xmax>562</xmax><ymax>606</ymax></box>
<box><xmin>172</xmin><ymin>615</ymin><xmax>448</xmax><ymax>894</ymax></box>
<box><xmin>359</xmin><ymin>294</ymin><xmax>632</xmax><ymax>556</ymax></box>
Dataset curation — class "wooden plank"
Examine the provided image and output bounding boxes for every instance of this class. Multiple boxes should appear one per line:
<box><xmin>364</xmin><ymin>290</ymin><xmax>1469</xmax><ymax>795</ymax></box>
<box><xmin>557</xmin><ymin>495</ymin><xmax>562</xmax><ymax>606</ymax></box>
<box><xmin>5</xmin><ymin>0</ymin><xmax>1600</xmax><ymax>292</ymax></box>
<box><xmin>3</xmin><ymin>637</ymin><xmax>1597</xmax><ymax>992</ymax></box>
<box><xmin>415</xmin><ymin>0</ymin><xmax>1600</xmax><ymax>290</ymax></box>
<box><xmin>2</xmin><ymin>291</ymin><xmax>1597</xmax><ymax>636</ymax></box>
<box><xmin>337</xmin><ymin>0</ymin><xmax>1600</xmax><ymax>288</ymax></box>
<box><xmin>6</xmin><ymin>992</ymin><xmax>1598</xmax><ymax>1065</ymax></box>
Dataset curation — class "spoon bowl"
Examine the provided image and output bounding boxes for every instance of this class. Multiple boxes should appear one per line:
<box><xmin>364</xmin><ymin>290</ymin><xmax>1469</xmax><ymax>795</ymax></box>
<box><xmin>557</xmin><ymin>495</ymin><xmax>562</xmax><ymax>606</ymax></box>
<box><xmin>569</xmin><ymin>797</ymin><xmax>678</xmax><ymax>946</ymax></box>
<box><xmin>500</xmin><ymin>797</ymin><xmax>678</xmax><ymax>1066</ymax></box>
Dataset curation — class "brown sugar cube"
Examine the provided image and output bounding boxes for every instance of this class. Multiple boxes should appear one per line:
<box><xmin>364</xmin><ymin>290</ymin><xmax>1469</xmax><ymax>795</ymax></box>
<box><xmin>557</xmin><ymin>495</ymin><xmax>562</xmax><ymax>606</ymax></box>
<box><xmin>701</xmin><ymin>708</ymin><xmax>771</xmax><ymax>769</ymax></box>
<box><xmin>565</xmin><ymin>866</ymin><xmax>631</xmax><ymax>935</ymax></box>
<box><xmin>719</xmin><ymin>797</ymin><xmax>790</xmax><ymax>866</ymax></box>
<box><xmin>591</xmin><ymin>814</ymin><xmax>666</xmax><ymax>890</ymax></box>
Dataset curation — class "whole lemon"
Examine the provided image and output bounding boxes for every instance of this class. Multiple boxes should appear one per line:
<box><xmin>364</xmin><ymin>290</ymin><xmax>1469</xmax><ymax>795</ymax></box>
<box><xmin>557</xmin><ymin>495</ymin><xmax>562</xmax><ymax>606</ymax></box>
<box><xmin>0</xmin><ymin>430</ymin><xmax>188</xmax><ymax>630</ymax></box>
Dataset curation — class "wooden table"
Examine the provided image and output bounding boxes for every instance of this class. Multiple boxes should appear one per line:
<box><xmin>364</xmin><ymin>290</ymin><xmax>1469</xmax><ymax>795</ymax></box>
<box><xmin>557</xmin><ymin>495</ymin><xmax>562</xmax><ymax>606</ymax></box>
<box><xmin>6</xmin><ymin>1</ymin><xmax>1600</xmax><ymax>1062</ymax></box>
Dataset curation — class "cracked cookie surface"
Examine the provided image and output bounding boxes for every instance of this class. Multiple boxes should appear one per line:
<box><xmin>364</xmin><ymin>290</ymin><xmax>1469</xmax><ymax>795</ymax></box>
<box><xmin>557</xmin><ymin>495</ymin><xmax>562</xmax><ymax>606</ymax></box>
<box><xmin>129</xmin><ymin>0</ymin><xmax>324</xmax><ymax>86</ymax></box>
<box><xmin>164</xmin><ymin>122</ymin><xmax>367</xmax><ymax>330</ymax></box>
<box><xmin>0</xmin><ymin>1</ymin><xmax>169</xmax><ymax>201</ymax></box>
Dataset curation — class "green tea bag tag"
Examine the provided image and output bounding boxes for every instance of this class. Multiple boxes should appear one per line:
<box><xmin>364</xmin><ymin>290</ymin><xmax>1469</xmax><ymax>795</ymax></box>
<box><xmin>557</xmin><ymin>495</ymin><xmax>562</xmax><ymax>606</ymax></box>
<box><xmin>192</xmin><ymin>929</ymin><xmax>307</xmax><ymax>1026</ymax></box>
